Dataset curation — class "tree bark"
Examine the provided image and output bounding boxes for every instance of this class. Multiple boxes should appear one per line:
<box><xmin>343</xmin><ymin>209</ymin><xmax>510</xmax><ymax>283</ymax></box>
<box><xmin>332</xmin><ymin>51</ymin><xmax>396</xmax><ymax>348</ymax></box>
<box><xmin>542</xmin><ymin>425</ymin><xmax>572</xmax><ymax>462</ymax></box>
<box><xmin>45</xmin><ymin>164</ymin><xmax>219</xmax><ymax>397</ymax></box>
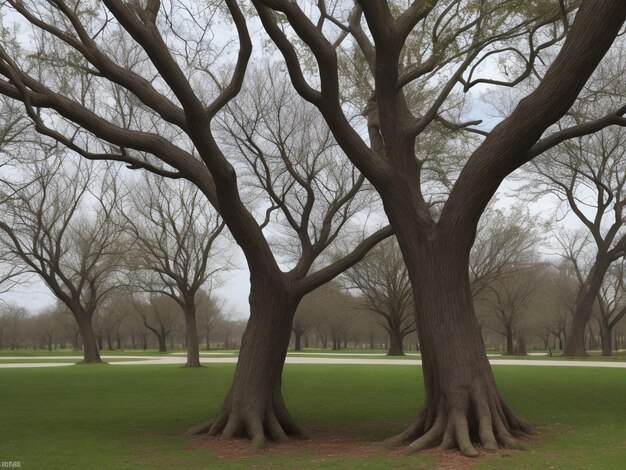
<box><xmin>186</xmin><ymin>276</ymin><xmax>305</xmax><ymax>447</ymax></box>
<box><xmin>184</xmin><ymin>310</ymin><xmax>202</xmax><ymax>368</ymax></box>
<box><xmin>76</xmin><ymin>314</ymin><xmax>102</xmax><ymax>364</ymax></box>
<box><xmin>386</xmin><ymin>235</ymin><xmax>529</xmax><ymax>456</ymax></box>
<box><xmin>387</xmin><ymin>327</ymin><xmax>405</xmax><ymax>356</ymax></box>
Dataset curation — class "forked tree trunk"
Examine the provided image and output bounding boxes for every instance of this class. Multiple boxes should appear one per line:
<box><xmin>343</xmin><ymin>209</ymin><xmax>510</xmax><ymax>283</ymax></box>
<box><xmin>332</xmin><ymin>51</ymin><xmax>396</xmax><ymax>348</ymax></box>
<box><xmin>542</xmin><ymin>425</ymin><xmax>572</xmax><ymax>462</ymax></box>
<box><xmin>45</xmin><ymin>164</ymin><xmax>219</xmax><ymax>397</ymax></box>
<box><xmin>186</xmin><ymin>277</ymin><xmax>305</xmax><ymax>447</ymax></box>
<box><xmin>564</xmin><ymin>258</ymin><xmax>611</xmax><ymax>356</ymax></box>
<box><xmin>184</xmin><ymin>310</ymin><xmax>202</xmax><ymax>368</ymax></box>
<box><xmin>75</xmin><ymin>314</ymin><xmax>102</xmax><ymax>364</ymax></box>
<box><xmin>386</xmin><ymin>240</ymin><xmax>530</xmax><ymax>457</ymax></box>
<box><xmin>387</xmin><ymin>328</ymin><xmax>405</xmax><ymax>356</ymax></box>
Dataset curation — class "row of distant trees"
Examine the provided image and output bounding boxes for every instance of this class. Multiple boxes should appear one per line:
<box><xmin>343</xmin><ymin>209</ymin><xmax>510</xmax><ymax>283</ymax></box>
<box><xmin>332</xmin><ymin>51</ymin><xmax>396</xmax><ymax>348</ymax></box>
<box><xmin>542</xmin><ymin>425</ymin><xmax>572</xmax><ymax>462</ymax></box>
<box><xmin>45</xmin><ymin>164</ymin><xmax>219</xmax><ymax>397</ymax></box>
<box><xmin>1</xmin><ymin>196</ymin><xmax>625</xmax><ymax>358</ymax></box>
<box><xmin>0</xmin><ymin>293</ymin><xmax>246</xmax><ymax>352</ymax></box>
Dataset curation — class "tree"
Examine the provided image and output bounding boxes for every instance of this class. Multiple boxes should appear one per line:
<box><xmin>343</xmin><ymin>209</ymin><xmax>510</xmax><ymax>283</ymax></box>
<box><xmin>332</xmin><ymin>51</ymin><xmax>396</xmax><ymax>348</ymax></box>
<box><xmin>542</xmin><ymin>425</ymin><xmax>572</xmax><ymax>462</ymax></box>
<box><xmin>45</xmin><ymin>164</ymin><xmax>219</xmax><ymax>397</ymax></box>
<box><xmin>31</xmin><ymin>308</ymin><xmax>62</xmax><ymax>351</ymax></box>
<box><xmin>124</xmin><ymin>174</ymin><xmax>227</xmax><ymax>367</ymax></box>
<box><xmin>470</xmin><ymin>206</ymin><xmax>545</xmax><ymax>300</ymax></box>
<box><xmin>0</xmin><ymin>157</ymin><xmax>125</xmax><ymax>363</ymax></box>
<box><xmin>596</xmin><ymin>260</ymin><xmax>626</xmax><ymax>356</ymax></box>
<box><xmin>523</xmin><ymin>50</ymin><xmax>626</xmax><ymax>355</ymax></box>
<box><xmin>196</xmin><ymin>290</ymin><xmax>224</xmax><ymax>350</ymax></box>
<box><xmin>291</xmin><ymin>299</ymin><xmax>315</xmax><ymax>351</ymax></box>
<box><xmin>0</xmin><ymin>304</ymin><xmax>27</xmax><ymax>350</ymax></box>
<box><xmin>95</xmin><ymin>294</ymin><xmax>131</xmax><ymax>351</ymax></box>
<box><xmin>342</xmin><ymin>238</ymin><xmax>415</xmax><ymax>355</ymax></box>
<box><xmin>133</xmin><ymin>294</ymin><xmax>178</xmax><ymax>352</ymax></box>
<box><xmin>52</xmin><ymin>303</ymin><xmax>82</xmax><ymax>350</ymax></box>
<box><xmin>248</xmin><ymin>0</ymin><xmax>626</xmax><ymax>455</ymax></box>
<box><xmin>303</xmin><ymin>281</ymin><xmax>356</xmax><ymax>350</ymax></box>
<box><xmin>0</xmin><ymin>3</ymin><xmax>391</xmax><ymax>445</ymax></box>
<box><xmin>481</xmin><ymin>262</ymin><xmax>544</xmax><ymax>355</ymax></box>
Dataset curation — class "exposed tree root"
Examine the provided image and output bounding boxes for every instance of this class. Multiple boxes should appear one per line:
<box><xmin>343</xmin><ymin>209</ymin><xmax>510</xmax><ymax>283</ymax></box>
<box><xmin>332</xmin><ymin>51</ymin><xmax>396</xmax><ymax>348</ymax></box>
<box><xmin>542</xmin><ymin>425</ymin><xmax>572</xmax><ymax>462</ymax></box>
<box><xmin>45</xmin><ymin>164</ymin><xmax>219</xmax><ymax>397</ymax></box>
<box><xmin>186</xmin><ymin>389</ymin><xmax>307</xmax><ymax>449</ymax></box>
<box><xmin>384</xmin><ymin>380</ymin><xmax>531</xmax><ymax>457</ymax></box>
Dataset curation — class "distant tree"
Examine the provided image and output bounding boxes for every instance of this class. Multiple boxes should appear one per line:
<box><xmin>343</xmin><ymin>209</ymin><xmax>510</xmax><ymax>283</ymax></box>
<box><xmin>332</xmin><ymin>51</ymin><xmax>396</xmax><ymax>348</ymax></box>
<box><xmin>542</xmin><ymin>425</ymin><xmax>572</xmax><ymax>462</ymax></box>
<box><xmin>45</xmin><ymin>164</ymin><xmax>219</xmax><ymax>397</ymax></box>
<box><xmin>124</xmin><ymin>175</ymin><xmax>227</xmax><ymax>367</ymax></box>
<box><xmin>302</xmin><ymin>282</ymin><xmax>357</xmax><ymax>350</ymax></box>
<box><xmin>342</xmin><ymin>238</ymin><xmax>414</xmax><ymax>356</ymax></box>
<box><xmin>0</xmin><ymin>158</ymin><xmax>125</xmax><ymax>363</ymax></box>
<box><xmin>596</xmin><ymin>260</ymin><xmax>626</xmax><ymax>356</ymax></box>
<box><xmin>470</xmin><ymin>206</ymin><xmax>544</xmax><ymax>300</ymax></box>
<box><xmin>31</xmin><ymin>309</ymin><xmax>62</xmax><ymax>351</ymax></box>
<box><xmin>524</xmin><ymin>49</ymin><xmax>626</xmax><ymax>355</ymax></box>
<box><xmin>133</xmin><ymin>295</ymin><xmax>178</xmax><ymax>353</ymax></box>
<box><xmin>52</xmin><ymin>304</ymin><xmax>81</xmax><ymax>351</ymax></box>
<box><xmin>291</xmin><ymin>301</ymin><xmax>314</xmax><ymax>352</ymax></box>
<box><xmin>481</xmin><ymin>262</ymin><xmax>545</xmax><ymax>356</ymax></box>
<box><xmin>0</xmin><ymin>304</ymin><xmax>27</xmax><ymax>350</ymax></box>
<box><xmin>95</xmin><ymin>294</ymin><xmax>132</xmax><ymax>351</ymax></box>
<box><xmin>196</xmin><ymin>290</ymin><xmax>224</xmax><ymax>351</ymax></box>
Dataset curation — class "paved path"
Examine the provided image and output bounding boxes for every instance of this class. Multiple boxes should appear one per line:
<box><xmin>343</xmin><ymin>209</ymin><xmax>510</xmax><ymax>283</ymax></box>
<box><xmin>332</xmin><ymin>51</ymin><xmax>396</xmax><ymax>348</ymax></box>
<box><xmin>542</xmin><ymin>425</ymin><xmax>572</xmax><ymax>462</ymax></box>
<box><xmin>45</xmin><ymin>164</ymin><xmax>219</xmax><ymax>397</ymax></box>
<box><xmin>2</xmin><ymin>354</ymin><xmax>626</xmax><ymax>368</ymax></box>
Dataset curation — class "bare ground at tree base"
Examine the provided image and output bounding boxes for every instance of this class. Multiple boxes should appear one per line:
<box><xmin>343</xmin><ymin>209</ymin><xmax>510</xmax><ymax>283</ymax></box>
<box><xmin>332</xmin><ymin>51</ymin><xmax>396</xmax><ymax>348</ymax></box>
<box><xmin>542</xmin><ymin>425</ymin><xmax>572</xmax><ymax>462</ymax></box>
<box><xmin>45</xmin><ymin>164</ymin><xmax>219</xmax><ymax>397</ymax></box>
<box><xmin>187</xmin><ymin>421</ymin><xmax>533</xmax><ymax>469</ymax></box>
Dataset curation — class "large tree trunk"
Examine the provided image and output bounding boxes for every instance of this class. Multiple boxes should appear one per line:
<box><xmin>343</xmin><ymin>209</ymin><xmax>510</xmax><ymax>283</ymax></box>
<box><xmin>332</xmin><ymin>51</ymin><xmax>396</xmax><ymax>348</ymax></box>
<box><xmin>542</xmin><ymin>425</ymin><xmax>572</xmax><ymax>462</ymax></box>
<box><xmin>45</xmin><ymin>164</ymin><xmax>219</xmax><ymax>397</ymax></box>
<box><xmin>387</xmin><ymin>327</ymin><xmax>405</xmax><ymax>356</ymax></box>
<box><xmin>186</xmin><ymin>277</ymin><xmax>305</xmax><ymax>447</ymax></box>
<box><xmin>75</xmin><ymin>314</ymin><xmax>102</xmax><ymax>364</ymax></box>
<box><xmin>386</xmin><ymin>238</ymin><xmax>529</xmax><ymax>457</ymax></box>
<box><xmin>564</xmin><ymin>258</ymin><xmax>610</xmax><ymax>356</ymax></box>
<box><xmin>184</xmin><ymin>309</ymin><xmax>202</xmax><ymax>368</ymax></box>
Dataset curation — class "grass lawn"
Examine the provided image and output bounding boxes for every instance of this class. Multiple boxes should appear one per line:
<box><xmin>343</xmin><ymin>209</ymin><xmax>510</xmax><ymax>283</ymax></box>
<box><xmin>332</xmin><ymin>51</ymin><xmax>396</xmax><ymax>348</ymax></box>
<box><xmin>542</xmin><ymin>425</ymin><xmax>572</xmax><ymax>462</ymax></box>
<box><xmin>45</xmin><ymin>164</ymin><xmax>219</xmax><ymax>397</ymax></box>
<box><xmin>1</xmin><ymin>364</ymin><xmax>626</xmax><ymax>469</ymax></box>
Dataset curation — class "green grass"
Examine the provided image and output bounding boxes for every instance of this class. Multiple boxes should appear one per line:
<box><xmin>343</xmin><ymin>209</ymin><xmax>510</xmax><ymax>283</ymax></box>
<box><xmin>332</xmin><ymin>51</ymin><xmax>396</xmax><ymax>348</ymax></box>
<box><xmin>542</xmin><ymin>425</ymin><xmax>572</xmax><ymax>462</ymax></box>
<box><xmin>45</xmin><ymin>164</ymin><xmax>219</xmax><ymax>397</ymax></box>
<box><xmin>1</xmin><ymin>364</ymin><xmax>626</xmax><ymax>469</ymax></box>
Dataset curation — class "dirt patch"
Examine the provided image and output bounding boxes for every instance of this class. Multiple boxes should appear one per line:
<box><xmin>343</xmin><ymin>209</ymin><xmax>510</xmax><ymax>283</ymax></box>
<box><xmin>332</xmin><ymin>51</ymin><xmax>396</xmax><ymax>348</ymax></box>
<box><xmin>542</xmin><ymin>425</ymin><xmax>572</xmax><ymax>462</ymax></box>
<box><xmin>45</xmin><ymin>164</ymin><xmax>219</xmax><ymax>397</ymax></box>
<box><xmin>187</xmin><ymin>422</ymin><xmax>530</xmax><ymax>469</ymax></box>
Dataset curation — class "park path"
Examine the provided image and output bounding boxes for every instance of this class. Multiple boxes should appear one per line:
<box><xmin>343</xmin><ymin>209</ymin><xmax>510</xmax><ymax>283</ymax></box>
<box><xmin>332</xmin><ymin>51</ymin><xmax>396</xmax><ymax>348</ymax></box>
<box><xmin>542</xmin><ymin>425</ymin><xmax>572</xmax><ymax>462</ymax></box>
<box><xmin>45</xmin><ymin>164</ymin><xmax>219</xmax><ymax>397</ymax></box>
<box><xmin>2</xmin><ymin>354</ymin><xmax>626</xmax><ymax>368</ymax></box>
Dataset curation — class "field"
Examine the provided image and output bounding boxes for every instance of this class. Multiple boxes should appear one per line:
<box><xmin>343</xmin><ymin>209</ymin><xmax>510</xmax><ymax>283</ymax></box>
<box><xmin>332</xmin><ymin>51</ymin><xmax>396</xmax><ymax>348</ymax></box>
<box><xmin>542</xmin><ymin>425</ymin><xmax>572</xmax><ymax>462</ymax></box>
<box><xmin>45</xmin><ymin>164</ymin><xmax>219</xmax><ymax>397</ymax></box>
<box><xmin>1</xmin><ymin>360</ymin><xmax>626</xmax><ymax>469</ymax></box>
